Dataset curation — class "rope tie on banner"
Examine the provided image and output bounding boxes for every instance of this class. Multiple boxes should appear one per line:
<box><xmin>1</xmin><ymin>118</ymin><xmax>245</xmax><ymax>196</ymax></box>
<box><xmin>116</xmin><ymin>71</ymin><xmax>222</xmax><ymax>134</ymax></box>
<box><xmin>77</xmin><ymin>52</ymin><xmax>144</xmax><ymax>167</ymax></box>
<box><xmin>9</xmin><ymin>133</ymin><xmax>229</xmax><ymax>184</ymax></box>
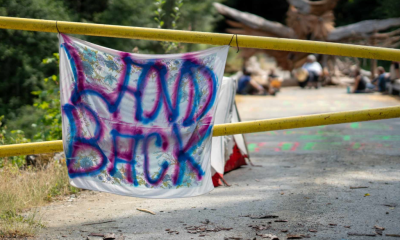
<box><xmin>228</xmin><ymin>34</ymin><xmax>239</xmax><ymax>53</ymax></box>
<box><xmin>55</xmin><ymin>20</ymin><xmax>60</xmax><ymax>33</ymax></box>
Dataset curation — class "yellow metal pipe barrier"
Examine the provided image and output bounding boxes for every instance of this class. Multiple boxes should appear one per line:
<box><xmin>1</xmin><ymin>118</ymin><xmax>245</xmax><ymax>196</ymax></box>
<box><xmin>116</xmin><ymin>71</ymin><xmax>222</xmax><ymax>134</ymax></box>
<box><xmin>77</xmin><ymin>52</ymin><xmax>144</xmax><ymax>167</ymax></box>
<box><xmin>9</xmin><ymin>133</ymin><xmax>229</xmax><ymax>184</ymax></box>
<box><xmin>212</xmin><ymin>105</ymin><xmax>400</xmax><ymax>136</ymax></box>
<box><xmin>1</xmin><ymin>16</ymin><xmax>400</xmax><ymax>61</ymax></box>
<box><xmin>1</xmin><ymin>17</ymin><xmax>400</xmax><ymax>157</ymax></box>
<box><xmin>0</xmin><ymin>140</ymin><xmax>63</xmax><ymax>158</ymax></box>
<box><xmin>1</xmin><ymin>106</ymin><xmax>400</xmax><ymax>158</ymax></box>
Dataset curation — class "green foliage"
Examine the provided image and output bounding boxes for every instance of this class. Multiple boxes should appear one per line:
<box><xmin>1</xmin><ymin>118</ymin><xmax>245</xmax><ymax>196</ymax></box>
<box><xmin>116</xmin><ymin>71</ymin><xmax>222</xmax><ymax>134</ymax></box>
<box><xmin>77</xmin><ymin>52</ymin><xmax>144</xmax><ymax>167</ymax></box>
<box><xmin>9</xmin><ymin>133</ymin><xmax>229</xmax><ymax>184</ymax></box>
<box><xmin>0</xmin><ymin>116</ymin><xmax>30</xmax><ymax>168</ymax></box>
<box><xmin>45</xmin><ymin>176</ymin><xmax>79</xmax><ymax>201</ymax></box>
<box><xmin>154</xmin><ymin>0</ymin><xmax>184</xmax><ymax>53</ymax></box>
<box><xmin>87</xmin><ymin>0</ymin><xmax>158</xmax><ymax>53</ymax></box>
<box><xmin>377</xmin><ymin>0</ymin><xmax>400</xmax><ymax>18</ymax></box>
<box><xmin>152</xmin><ymin>0</ymin><xmax>223</xmax><ymax>53</ymax></box>
<box><xmin>0</xmin><ymin>0</ymin><xmax>71</xmax><ymax>118</ymax></box>
<box><xmin>0</xmin><ymin>209</ymin><xmax>44</xmax><ymax>230</ymax></box>
<box><xmin>335</xmin><ymin>0</ymin><xmax>384</xmax><ymax>27</ymax></box>
<box><xmin>154</xmin><ymin>0</ymin><xmax>167</xmax><ymax>28</ymax></box>
<box><xmin>32</xmin><ymin>53</ymin><xmax>62</xmax><ymax>142</ymax></box>
<box><xmin>0</xmin><ymin>53</ymin><xmax>61</xmax><ymax>168</ymax></box>
<box><xmin>0</xmin><ymin>209</ymin><xmax>44</xmax><ymax>238</ymax></box>
<box><xmin>61</xmin><ymin>0</ymin><xmax>108</xmax><ymax>22</ymax></box>
<box><xmin>0</xmin><ymin>161</ymin><xmax>78</xmax><ymax>237</ymax></box>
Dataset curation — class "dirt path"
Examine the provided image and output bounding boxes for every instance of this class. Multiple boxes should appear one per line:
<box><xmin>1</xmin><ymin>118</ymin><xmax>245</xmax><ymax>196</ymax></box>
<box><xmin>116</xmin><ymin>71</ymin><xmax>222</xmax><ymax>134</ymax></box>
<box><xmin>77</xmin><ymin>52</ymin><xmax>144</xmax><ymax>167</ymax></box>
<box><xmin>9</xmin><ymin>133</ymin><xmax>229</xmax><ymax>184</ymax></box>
<box><xmin>38</xmin><ymin>87</ymin><xmax>400</xmax><ymax>239</ymax></box>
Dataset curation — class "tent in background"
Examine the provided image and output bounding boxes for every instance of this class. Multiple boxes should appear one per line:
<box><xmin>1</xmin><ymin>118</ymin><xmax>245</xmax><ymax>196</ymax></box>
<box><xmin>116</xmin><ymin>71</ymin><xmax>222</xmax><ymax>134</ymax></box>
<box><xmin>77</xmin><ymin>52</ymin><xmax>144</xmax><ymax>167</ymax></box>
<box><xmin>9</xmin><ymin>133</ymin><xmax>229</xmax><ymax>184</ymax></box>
<box><xmin>211</xmin><ymin>77</ymin><xmax>250</xmax><ymax>187</ymax></box>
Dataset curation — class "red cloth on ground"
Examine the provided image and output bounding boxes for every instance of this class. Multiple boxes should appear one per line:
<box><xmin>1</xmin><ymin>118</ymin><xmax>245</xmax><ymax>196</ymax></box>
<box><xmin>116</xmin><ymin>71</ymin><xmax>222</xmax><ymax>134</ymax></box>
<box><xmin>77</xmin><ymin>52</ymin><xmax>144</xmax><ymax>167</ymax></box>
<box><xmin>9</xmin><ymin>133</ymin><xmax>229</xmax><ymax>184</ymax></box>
<box><xmin>212</xmin><ymin>144</ymin><xmax>247</xmax><ymax>187</ymax></box>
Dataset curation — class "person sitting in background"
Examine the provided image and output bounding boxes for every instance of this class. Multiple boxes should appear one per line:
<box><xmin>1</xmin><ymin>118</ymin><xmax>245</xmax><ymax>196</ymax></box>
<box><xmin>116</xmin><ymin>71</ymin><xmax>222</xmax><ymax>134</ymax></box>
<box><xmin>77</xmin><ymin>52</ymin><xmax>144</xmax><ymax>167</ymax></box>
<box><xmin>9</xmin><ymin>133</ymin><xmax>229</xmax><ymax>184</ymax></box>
<box><xmin>236</xmin><ymin>66</ymin><xmax>265</xmax><ymax>95</ymax></box>
<box><xmin>294</xmin><ymin>68</ymin><xmax>309</xmax><ymax>88</ymax></box>
<box><xmin>372</xmin><ymin>66</ymin><xmax>390</xmax><ymax>92</ymax></box>
<box><xmin>268</xmin><ymin>68</ymin><xmax>279</xmax><ymax>80</ymax></box>
<box><xmin>301</xmin><ymin>55</ymin><xmax>322</xmax><ymax>89</ymax></box>
<box><xmin>268</xmin><ymin>68</ymin><xmax>282</xmax><ymax>93</ymax></box>
<box><xmin>351</xmin><ymin>68</ymin><xmax>375</xmax><ymax>93</ymax></box>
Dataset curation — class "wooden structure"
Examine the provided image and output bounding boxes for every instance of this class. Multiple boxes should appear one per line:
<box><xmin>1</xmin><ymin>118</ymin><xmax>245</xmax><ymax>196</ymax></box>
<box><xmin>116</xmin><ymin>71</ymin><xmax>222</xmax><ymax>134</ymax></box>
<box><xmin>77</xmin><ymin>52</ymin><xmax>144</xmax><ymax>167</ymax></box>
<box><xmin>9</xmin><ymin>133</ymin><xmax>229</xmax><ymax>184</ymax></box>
<box><xmin>214</xmin><ymin>0</ymin><xmax>400</xmax><ymax>71</ymax></box>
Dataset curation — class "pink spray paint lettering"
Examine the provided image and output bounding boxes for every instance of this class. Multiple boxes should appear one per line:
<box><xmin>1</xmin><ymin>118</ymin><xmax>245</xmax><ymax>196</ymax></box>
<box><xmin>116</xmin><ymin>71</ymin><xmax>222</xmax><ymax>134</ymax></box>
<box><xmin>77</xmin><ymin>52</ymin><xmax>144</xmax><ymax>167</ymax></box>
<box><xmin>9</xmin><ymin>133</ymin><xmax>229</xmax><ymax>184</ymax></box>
<box><xmin>59</xmin><ymin>34</ymin><xmax>229</xmax><ymax>198</ymax></box>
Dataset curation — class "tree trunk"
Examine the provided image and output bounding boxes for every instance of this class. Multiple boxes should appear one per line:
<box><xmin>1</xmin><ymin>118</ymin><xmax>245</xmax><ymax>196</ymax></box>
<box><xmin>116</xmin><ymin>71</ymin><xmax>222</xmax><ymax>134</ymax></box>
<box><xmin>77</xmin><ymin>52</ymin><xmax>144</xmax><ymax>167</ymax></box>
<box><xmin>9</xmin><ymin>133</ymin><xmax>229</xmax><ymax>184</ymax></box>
<box><xmin>213</xmin><ymin>3</ymin><xmax>296</xmax><ymax>39</ymax></box>
<box><xmin>328</xmin><ymin>18</ymin><xmax>400</xmax><ymax>42</ymax></box>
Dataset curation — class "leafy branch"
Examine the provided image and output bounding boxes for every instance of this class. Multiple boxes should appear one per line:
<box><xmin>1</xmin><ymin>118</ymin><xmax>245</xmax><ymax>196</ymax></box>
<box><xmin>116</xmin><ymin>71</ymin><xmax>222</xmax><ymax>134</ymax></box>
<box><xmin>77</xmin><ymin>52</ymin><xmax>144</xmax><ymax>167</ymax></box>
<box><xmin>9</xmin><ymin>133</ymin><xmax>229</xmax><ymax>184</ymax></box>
<box><xmin>32</xmin><ymin>53</ymin><xmax>62</xmax><ymax>142</ymax></box>
<box><xmin>154</xmin><ymin>0</ymin><xmax>184</xmax><ymax>53</ymax></box>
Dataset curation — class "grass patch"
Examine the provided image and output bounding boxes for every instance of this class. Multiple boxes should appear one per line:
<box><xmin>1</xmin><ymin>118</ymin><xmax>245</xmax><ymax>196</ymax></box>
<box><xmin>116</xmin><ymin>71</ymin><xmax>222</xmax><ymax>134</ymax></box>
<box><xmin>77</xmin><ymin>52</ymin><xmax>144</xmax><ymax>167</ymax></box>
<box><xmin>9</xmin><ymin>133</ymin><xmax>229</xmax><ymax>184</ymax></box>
<box><xmin>0</xmin><ymin>161</ymin><xmax>79</xmax><ymax>238</ymax></box>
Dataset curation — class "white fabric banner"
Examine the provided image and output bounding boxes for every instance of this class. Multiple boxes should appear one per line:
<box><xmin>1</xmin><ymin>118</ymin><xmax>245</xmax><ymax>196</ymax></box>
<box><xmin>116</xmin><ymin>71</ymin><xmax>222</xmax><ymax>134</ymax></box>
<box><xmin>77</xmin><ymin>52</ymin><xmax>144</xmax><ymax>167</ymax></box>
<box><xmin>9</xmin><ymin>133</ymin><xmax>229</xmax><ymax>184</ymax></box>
<box><xmin>59</xmin><ymin>34</ymin><xmax>229</xmax><ymax>198</ymax></box>
<box><xmin>210</xmin><ymin>77</ymin><xmax>248</xmax><ymax>177</ymax></box>
<box><xmin>211</xmin><ymin>77</ymin><xmax>236</xmax><ymax>174</ymax></box>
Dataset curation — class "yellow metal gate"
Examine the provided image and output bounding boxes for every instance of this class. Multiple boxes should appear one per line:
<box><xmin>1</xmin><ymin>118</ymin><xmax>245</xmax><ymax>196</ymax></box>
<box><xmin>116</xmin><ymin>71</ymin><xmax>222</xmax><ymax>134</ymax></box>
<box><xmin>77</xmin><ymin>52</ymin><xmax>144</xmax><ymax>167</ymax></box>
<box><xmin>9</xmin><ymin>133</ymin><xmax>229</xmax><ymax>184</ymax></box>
<box><xmin>0</xmin><ymin>16</ymin><xmax>399</xmax><ymax>157</ymax></box>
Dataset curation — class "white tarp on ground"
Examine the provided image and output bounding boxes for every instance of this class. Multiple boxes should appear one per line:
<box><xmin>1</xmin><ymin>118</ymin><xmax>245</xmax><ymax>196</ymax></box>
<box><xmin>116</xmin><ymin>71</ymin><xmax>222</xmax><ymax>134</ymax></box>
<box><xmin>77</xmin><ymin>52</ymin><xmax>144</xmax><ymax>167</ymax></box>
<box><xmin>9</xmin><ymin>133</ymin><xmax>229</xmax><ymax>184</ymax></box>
<box><xmin>211</xmin><ymin>77</ymin><xmax>248</xmax><ymax>177</ymax></box>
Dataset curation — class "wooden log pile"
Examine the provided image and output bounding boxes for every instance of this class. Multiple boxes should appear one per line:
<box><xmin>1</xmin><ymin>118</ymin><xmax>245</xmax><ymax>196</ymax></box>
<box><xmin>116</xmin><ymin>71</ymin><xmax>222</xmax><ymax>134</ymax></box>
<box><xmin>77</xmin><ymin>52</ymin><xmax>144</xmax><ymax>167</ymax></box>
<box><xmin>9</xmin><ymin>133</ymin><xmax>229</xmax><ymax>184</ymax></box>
<box><xmin>214</xmin><ymin>0</ymin><xmax>400</xmax><ymax>75</ymax></box>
